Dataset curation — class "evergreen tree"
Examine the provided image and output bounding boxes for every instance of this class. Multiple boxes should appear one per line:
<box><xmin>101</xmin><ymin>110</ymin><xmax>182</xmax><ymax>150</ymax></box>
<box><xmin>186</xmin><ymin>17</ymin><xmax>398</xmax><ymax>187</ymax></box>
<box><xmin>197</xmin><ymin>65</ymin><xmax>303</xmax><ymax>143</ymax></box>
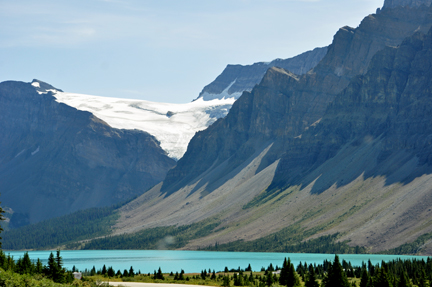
<box><xmin>223</xmin><ymin>275</ymin><xmax>231</xmax><ymax>287</ymax></box>
<box><xmin>47</xmin><ymin>252</ymin><xmax>57</xmax><ymax>280</ymax></box>
<box><xmin>322</xmin><ymin>255</ymin><xmax>350</xmax><ymax>287</ymax></box>
<box><xmin>35</xmin><ymin>258</ymin><xmax>43</xmax><ymax>274</ymax></box>
<box><xmin>265</xmin><ymin>270</ymin><xmax>274</xmax><ymax>286</ymax></box>
<box><xmin>287</xmin><ymin>261</ymin><xmax>300</xmax><ymax>287</ymax></box>
<box><xmin>129</xmin><ymin>266</ymin><xmax>135</xmax><ymax>277</ymax></box>
<box><xmin>305</xmin><ymin>267</ymin><xmax>319</xmax><ymax>287</ymax></box>
<box><xmin>107</xmin><ymin>266</ymin><xmax>115</xmax><ymax>278</ymax></box>
<box><xmin>397</xmin><ymin>271</ymin><xmax>412</xmax><ymax>287</ymax></box>
<box><xmin>16</xmin><ymin>252</ymin><xmax>33</xmax><ymax>275</ymax></box>
<box><xmin>101</xmin><ymin>264</ymin><xmax>107</xmax><ymax>275</ymax></box>
<box><xmin>373</xmin><ymin>266</ymin><xmax>392</xmax><ymax>287</ymax></box>
<box><xmin>156</xmin><ymin>267</ymin><xmax>164</xmax><ymax>280</ymax></box>
<box><xmin>360</xmin><ymin>269</ymin><xmax>370</xmax><ymax>287</ymax></box>
<box><xmin>417</xmin><ymin>270</ymin><xmax>428</xmax><ymax>287</ymax></box>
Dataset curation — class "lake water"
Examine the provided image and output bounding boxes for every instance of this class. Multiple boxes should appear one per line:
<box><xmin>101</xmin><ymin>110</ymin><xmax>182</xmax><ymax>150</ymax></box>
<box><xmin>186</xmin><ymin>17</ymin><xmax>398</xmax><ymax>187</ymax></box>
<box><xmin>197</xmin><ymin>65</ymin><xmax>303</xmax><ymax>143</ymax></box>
<box><xmin>4</xmin><ymin>250</ymin><xmax>430</xmax><ymax>273</ymax></box>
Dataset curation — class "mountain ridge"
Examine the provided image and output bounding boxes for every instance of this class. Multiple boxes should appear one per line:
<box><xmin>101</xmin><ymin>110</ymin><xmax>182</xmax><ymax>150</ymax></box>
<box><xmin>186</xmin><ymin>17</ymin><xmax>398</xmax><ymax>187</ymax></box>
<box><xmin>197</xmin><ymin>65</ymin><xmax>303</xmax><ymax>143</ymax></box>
<box><xmin>110</xmin><ymin>4</ymin><xmax>432</xmax><ymax>254</ymax></box>
<box><xmin>0</xmin><ymin>80</ymin><xmax>175</xmax><ymax>226</ymax></box>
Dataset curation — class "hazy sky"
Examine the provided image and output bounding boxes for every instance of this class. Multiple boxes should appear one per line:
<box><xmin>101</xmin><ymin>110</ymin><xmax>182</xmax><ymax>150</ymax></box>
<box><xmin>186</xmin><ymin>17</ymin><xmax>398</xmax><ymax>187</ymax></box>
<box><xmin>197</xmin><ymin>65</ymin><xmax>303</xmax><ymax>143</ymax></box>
<box><xmin>0</xmin><ymin>0</ymin><xmax>384</xmax><ymax>103</ymax></box>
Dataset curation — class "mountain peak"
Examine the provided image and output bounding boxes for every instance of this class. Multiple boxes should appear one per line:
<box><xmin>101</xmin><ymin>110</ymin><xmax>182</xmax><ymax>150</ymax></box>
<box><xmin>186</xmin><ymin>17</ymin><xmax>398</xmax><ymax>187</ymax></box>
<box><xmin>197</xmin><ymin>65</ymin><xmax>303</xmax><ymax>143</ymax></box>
<box><xmin>30</xmin><ymin>79</ymin><xmax>63</xmax><ymax>94</ymax></box>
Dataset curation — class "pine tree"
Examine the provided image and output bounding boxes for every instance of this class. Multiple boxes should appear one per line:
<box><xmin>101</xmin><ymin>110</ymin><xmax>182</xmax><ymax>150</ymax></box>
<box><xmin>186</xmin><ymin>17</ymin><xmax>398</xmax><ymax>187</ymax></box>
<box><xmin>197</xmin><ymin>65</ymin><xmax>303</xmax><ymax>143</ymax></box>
<box><xmin>107</xmin><ymin>266</ymin><xmax>115</xmax><ymax>278</ymax></box>
<box><xmin>287</xmin><ymin>261</ymin><xmax>300</xmax><ymax>287</ymax></box>
<box><xmin>305</xmin><ymin>267</ymin><xmax>319</xmax><ymax>287</ymax></box>
<box><xmin>417</xmin><ymin>270</ymin><xmax>428</xmax><ymax>287</ymax></box>
<box><xmin>279</xmin><ymin>258</ymin><xmax>289</xmax><ymax>286</ymax></box>
<box><xmin>47</xmin><ymin>252</ymin><xmax>57</xmax><ymax>280</ymax></box>
<box><xmin>397</xmin><ymin>270</ymin><xmax>412</xmax><ymax>287</ymax></box>
<box><xmin>156</xmin><ymin>267</ymin><xmax>164</xmax><ymax>280</ymax></box>
<box><xmin>322</xmin><ymin>255</ymin><xmax>350</xmax><ymax>287</ymax></box>
<box><xmin>223</xmin><ymin>275</ymin><xmax>231</xmax><ymax>287</ymax></box>
<box><xmin>35</xmin><ymin>258</ymin><xmax>43</xmax><ymax>274</ymax></box>
<box><xmin>360</xmin><ymin>269</ymin><xmax>370</xmax><ymax>287</ymax></box>
<box><xmin>373</xmin><ymin>266</ymin><xmax>392</xmax><ymax>287</ymax></box>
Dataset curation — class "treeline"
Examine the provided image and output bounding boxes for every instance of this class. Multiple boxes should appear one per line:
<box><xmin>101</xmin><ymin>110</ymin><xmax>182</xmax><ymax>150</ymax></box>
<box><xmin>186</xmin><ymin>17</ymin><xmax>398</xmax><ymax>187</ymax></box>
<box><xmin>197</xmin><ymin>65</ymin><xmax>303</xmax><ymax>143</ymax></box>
<box><xmin>198</xmin><ymin>255</ymin><xmax>432</xmax><ymax>287</ymax></box>
<box><xmin>77</xmin><ymin>220</ymin><xmax>220</xmax><ymax>250</ymax></box>
<box><xmin>383</xmin><ymin>232</ymin><xmax>432</xmax><ymax>255</ymax></box>
<box><xmin>205</xmin><ymin>233</ymin><xmax>366</xmax><ymax>254</ymax></box>
<box><xmin>2</xmin><ymin>206</ymin><xmax>118</xmax><ymax>250</ymax></box>
<box><xmin>0</xmin><ymin>250</ymin><xmax>75</xmax><ymax>284</ymax></box>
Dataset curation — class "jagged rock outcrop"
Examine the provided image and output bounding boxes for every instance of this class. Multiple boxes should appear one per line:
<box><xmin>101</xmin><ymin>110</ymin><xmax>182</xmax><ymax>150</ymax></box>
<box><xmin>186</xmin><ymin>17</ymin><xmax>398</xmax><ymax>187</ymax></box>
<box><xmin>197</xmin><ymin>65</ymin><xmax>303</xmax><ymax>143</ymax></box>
<box><xmin>163</xmin><ymin>5</ymin><xmax>432</xmax><ymax>193</ymax></box>
<box><xmin>198</xmin><ymin>47</ymin><xmax>328</xmax><ymax>100</ymax></box>
<box><xmin>0</xmin><ymin>81</ymin><xmax>176</xmax><ymax>226</ymax></box>
<box><xmin>113</xmin><ymin>4</ymin><xmax>432</xmax><ymax>254</ymax></box>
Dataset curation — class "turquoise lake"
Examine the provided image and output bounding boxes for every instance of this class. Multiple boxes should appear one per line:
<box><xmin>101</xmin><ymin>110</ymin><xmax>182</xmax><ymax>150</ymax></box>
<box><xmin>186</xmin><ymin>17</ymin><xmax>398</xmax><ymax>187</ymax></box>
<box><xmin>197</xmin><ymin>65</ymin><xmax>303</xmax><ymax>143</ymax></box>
<box><xmin>4</xmin><ymin>250</ymin><xmax>430</xmax><ymax>273</ymax></box>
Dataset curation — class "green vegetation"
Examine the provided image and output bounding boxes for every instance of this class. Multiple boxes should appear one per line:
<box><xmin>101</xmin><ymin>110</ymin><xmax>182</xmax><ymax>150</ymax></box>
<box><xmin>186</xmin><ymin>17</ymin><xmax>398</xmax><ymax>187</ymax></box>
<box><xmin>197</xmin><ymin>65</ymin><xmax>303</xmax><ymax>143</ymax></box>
<box><xmin>382</xmin><ymin>232</ymin><xmax>432</xmax><ymax>255</ymax></box>
<box><xmin>242</xmin><ymin>187</ymin><xmax>290</xmax><ymax>210</ymax></box>
<box><xmin>2</xmin><ymin>206</ymin><xmax>119</xmax><ymax>250</ymax></box>
<box><xmin>0</xmin><ymin>249</ymin><xmax>104</xmax><ymax>286</ymax></box>
<box><xmin>76</xmin><ymin>218</ymin><xmax>221</xmax><ymax>250</ymax></box>
<box><xmin>205</xmin><ymin>226</ymin><xmax>366</xmax><ymax>253</ymax></box>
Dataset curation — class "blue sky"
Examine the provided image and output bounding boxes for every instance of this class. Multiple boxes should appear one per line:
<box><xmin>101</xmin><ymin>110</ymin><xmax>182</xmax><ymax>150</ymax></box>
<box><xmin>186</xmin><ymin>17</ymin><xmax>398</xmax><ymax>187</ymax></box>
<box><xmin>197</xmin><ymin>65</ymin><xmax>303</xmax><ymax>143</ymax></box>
<box><xmin>0</xmin><ymin>0</ymin><xmax>383</xmax><ymax>103</ymax></box>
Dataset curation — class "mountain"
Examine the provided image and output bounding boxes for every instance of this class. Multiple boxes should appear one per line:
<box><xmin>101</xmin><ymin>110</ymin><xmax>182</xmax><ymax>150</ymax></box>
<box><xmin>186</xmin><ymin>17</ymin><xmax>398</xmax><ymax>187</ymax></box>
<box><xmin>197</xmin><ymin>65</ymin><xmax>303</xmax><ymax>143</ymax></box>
<box><xmin>52</xmin><ymin>90</ymin><xmax>235</xmax><ymax>160</ymax></box>
<box><xmin>108</xmin><ymin>3</ymin><xmax>432</xmax><ymax>254</ymax></box>
<box><xmin>197</xmin><ymin>47</ymin><xmax>328</xmax><ymax>101</ymax></box>
<box><xmin>50</xmin><ymin>48</ymin><xmax>328</xmax><ymax>160</ymax></box>
<box><xmin>0</xmin><ymin>80</ymin><xmax>176</xmax><ymax>227</ymax></box>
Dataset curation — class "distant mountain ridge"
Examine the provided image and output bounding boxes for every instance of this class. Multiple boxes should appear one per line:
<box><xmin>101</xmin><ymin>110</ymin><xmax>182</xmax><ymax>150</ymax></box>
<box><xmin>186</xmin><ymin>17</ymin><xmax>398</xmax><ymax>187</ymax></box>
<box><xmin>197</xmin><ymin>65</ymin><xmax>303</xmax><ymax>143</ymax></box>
<box><xmin>197</xmin><ymin>47</ymin><xmax>328</xmax><ymax>101</ymax></box>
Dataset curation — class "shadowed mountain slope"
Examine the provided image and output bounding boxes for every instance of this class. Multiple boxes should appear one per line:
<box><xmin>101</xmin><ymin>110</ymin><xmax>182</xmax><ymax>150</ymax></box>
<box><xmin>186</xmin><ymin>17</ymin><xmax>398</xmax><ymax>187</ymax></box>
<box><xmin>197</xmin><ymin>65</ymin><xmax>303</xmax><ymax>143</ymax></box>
<box><xmin>0</xmin><ymin>81</ymin><xmax>175</xmax><ymax>226</ymax></box>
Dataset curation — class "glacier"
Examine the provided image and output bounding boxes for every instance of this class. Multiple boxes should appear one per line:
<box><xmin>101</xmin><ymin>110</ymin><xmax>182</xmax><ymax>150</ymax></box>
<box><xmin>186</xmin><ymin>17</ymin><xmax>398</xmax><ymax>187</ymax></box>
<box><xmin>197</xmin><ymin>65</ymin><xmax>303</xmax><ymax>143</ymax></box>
<box><xmin>52</xmin><ymin>91</ymin><xmax>236</xmax><ymax>160</ymax></box>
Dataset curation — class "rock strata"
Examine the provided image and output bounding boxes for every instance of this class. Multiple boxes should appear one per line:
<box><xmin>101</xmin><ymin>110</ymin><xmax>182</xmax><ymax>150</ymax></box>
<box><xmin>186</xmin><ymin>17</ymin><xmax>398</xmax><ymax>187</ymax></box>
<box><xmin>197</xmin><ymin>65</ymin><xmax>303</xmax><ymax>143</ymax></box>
<box><xmin>163</xmin><ymin>5</ymin><xmax>432</xmax><ymax>193</ymax></box>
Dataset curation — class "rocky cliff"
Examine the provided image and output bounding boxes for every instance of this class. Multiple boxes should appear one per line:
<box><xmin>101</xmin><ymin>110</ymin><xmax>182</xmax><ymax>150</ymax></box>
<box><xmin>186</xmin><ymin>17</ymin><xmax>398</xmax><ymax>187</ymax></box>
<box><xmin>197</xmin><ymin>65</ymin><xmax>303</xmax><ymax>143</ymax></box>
<box><xmin>112</xmin><ymin>4</ymin><xmax>432</xmax><ymax>254</ymax></box>
<box><xmin>197</xmin><ymin>47</ymin><xmax>328</xmax><ymax>101</ymax></box>
<box><xmin>0</xmin><ymin>81</ymin><xmax>175</xmax><ymax>226</ymax></box>
<box><xmin>162</xmin><ymin>4</ymin><xmax>432</xmax><ymax>194</ymax></box>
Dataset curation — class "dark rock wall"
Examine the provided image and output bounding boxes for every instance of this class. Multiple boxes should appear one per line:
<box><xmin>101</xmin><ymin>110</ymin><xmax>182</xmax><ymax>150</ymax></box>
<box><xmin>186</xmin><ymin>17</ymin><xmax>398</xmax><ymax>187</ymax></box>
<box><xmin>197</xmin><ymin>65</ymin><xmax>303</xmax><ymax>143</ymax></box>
<box><xmin>0</xmin><ymin>81</ymin><xmax>176</xmax><ymax>225</ymax></box>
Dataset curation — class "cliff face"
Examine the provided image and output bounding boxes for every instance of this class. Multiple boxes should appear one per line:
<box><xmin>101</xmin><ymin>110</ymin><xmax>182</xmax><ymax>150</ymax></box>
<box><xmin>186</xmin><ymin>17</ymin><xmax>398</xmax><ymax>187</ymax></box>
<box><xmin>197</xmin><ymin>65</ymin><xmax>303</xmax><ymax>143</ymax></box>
<box><xmin>0</xmin><ymin>81</ymin><xmax>175</xmax><ymax>226</ymax></box>
<box><xmin>162</xmin><ymin>5</ymin><xmax>432</xmax><ymax>194</ymax></box>
<box><xmin>113</xmin><ymin>4</ymin><xmax>432</xmax><ymax>254</ymax></box>
<box><xmin>198</xmin><ymin>47</ymin><xmax>328</xmax><ymax>100</ymax></box>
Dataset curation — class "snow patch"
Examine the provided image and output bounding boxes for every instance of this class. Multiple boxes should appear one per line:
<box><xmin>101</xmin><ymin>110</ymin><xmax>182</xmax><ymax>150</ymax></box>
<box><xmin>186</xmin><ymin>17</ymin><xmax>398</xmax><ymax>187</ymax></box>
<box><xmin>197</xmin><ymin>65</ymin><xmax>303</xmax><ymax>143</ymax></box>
<box><xmin>53</xmin><ymin>92</ymin><xmax>235</xmax><ymax>160</ymax></box>
<box><xmin>201</xmin><ymin>79</ymin><xmax>244</xmax><ymax>101</ymax></box>
<box><xmin>31</xmin><ymin>82</ymin><xmax>40</xmax><ymax>88</ymax></box>
<box><xmin>35</xmin><ymin>89</ymin><xmax>59</xmax><ymax>95</ymax></box>
<box><xmin>15</xmin><ymin>149</ymin><xmax>26</xmax><ymax>158</ymax></box>
<box><xmin>31</xmin><ymin>146</ymin><xmax>40</xmax><ymax>156</ymax></box>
